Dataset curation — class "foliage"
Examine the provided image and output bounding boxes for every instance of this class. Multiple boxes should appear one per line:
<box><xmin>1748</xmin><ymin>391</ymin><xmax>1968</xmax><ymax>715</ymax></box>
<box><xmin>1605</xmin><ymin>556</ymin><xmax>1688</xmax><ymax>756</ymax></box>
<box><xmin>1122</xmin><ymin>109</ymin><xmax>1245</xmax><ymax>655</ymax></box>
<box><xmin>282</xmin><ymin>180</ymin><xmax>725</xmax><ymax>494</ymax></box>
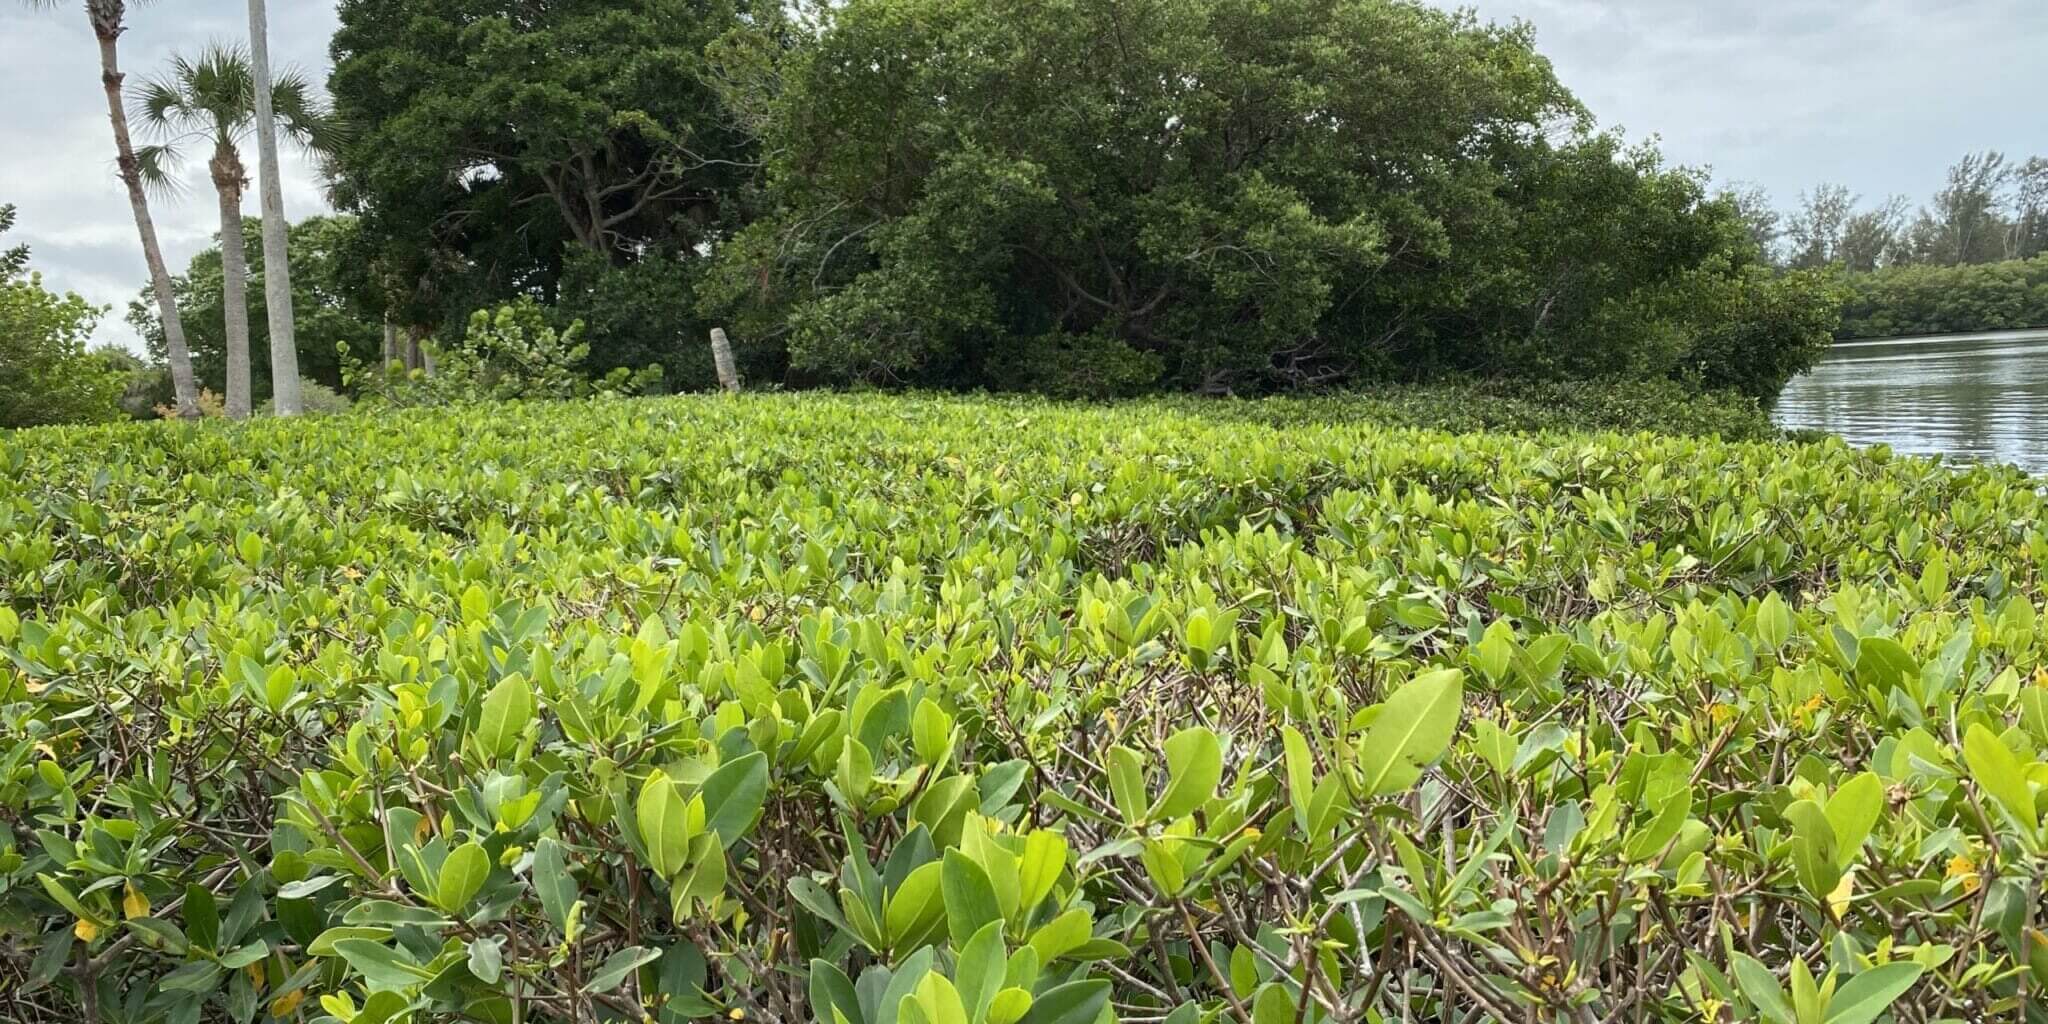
<box><xmin>1836</xmin><ymin>255</ymin><xmax>2048</xmax><ymax>339</ymax></box>
<box><xmin>345</xmin><ymin>297</ymin><xmax>661</xmax><ymax>407</ymax></box>
<box><xmin>5</xmin><ymin>393</ymin><xmax>2048</xmax><ymax>1023</ymax></box>
<box><xmin>326</xmin><ymin>0</ymin><xmax>754</xmax><ymax>354</ymax></box>
<box><xmin>705</xmin><ymin>0</ymin><xmax>1832</xmax><ymax>399</ymax></box>
<box><xmin>128</xmin><ymin>216</ymin><xmax>384</xmax><ymax>397</ymax></box>
<box><xmin>0</xmin><ymin>206</ymin><xmax>127</xmax><ymax>429</ymax></box>
<box><xmin>1676</xmin><ymin>266</ymin><xmax>1846</xmax><ymax>404</ymax></box>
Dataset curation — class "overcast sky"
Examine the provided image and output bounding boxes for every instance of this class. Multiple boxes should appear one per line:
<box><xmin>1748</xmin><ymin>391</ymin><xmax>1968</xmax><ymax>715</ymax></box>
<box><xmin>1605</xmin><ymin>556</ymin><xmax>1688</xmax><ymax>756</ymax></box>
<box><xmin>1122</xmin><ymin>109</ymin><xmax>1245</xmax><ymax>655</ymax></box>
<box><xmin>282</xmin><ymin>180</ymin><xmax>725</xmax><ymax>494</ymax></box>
<box><xmin>3</xmin><ymin>0</ymin><xmax>2044</xmax><ymax>353</ymax></box>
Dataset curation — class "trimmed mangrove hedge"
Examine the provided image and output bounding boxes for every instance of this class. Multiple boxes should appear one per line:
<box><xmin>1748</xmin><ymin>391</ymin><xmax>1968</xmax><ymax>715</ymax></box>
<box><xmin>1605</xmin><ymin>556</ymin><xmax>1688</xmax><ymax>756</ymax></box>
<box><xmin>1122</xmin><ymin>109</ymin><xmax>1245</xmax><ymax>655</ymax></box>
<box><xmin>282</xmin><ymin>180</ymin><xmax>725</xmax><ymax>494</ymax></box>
<box><xmin>3</xmin><ymin>394</ymin><xmax>2046</xmax><ymax>1023</ymax></box>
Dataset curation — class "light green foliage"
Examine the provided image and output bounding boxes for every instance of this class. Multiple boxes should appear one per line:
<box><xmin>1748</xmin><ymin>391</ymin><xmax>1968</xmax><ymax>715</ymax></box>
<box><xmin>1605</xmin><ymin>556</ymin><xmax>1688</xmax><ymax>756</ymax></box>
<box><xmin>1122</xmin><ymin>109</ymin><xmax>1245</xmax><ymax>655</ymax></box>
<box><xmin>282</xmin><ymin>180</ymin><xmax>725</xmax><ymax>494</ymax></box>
<box><xmin>4</xmin><ymin>393</ymin><xmax>2047</xmax><ymax>1021</ymax></box>
<box><xmin>0</xmin><ymin>204</ymin><xmax>127</xmax><ymax>428</ymax></box>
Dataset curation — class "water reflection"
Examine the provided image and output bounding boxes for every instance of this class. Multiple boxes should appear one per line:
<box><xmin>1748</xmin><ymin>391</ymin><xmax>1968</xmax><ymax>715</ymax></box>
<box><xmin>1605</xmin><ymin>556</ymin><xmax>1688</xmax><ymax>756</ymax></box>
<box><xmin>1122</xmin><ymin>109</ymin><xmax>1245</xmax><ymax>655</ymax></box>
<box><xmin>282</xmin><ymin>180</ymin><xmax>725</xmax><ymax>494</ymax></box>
<box><xmin>1774</xmin><ymin>328</ymin><xmax>2048</xmax><ymax>474</ymax></box>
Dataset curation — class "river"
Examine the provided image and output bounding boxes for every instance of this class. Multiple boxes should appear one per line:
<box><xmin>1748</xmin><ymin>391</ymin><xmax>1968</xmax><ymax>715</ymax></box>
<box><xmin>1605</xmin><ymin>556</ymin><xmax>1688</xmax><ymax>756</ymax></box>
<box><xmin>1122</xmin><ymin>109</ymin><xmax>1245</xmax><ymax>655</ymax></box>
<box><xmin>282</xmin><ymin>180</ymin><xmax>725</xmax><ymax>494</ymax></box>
<box><xmin>1773</xmin><ymin>327</ymin><xmax>2048</xmax><ymax>474</ymax></box>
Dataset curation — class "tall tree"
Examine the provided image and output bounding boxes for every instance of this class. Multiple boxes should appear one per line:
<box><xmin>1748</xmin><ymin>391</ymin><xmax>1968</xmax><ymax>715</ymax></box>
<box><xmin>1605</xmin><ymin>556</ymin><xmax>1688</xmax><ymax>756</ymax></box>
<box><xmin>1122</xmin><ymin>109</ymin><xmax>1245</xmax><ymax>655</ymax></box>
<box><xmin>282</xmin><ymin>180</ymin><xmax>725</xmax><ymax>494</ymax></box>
<box><xmin>2008</xmin><ymin>156</ymin><xmax>2048</xmax><ymax>261</ymax></box>
<box><xmin>127</xmin><ymin>216</ymin><xmax>383</xmax><ymax>401</ymax></box>
<box><xmin>1785</xmin><ymin>183</ymin><xmax>1855</xmax><ymax>269</ymax></box>
<box><xmin>1720</xmin><ymin>184</ymin><xmax>1784</xmax><ymax>265</ymax></box>
<box><xmin>22</xmin><ymin>0</ymin><xmax>201</xmax><ymax>416</ymax></box>
<box><xmin>1907</xmin><ymin>152</ymin><xmax>2011</xmax><ymax>266</ymax></box>
<box><xmin>1837</xmin><ymin>195</ymin><xmax>1909</xmax><ymax>273</ymax></box>
<box><xmin>133</xmin><ymin>44</ymin><xmax>338</xmax><ymax>419</ymax></box>
<box><xmin>247</xmin><ymin>0</ymin><xmax>303</xmax><ymax>415</ymax></box>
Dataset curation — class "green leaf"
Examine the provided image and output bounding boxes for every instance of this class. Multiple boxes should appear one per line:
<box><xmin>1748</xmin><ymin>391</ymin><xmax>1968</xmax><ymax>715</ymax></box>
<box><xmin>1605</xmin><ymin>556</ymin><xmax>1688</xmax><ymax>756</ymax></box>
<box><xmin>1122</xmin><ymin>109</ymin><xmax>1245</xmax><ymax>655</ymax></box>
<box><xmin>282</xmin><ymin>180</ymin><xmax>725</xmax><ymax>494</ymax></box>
<box><xmin>636</xmin><ymin>770</ymin><xmax>694</xmax><ymax>878</ymax></box>
<box><xmin>1823</xmin><ymin>962</ymin><xmax>1925</xmax><ymax>1024</ymax></box>
<box><xmin>333</xmin><ymin>939</ymin><xmax>432</xmax><ymax>989</ymax></box>
<box><xmin>1251</xmin><ymin>984</ymin><xmax>1294</xmax><ymax>1024</ymax></box>
<box><xmin>1015</xmin><ymin>979</ymin><xmax>1109</xmax><ymax>1024</ymax></box>
<box><xmin>809</xmin><ymin>959</ymin><xmax>864</xmax><ymax>1024</ymax></box>
<box><xmin>700</xmin><ymin>751</ymin><xmax>770</xmax><ymax>847</ymax></box>
<box><xmin>1825</xmin><ymin>772</ymin><xmax>1884</xmax><ymax>864</ymax></box>
<box><xmin>885</xmin><ymin>861</ymin><xmax>945</xmax><ymax>952</ymax></box>
<box><xmin>183</xmin><ymin>880</ymin><xmax>219</xmax><ymax>950</ymax></box>
<box><xmin>1357</xmin><ymin>669</ymin><xmax>1465</xmax><ymax>795</ymax></box>
<box><xmin>475</xmin><ymin>673</ymin><xmax>534</xmax><ymax>759</ymax></box>
<box><xmin>435</xmin><ymin>841</ymin><xmax>490</xmax><ymax>913</ymax></box>
<box><xmin>1622</xmin><ymin>788</ymin><xmax>1691</xmax><ymax>863</ymax></box>
<box><xmin>533</xmin><ymin>837</ymin><xmax>576</xmax><ymax>931</ymax></box>
<box><xmin>1732</xmin><ymin>954</ymin><xmax>1795</xmax><ymax>1024</ymax></box>
<box><xmin>1964</xmin><ymin>724</ymin><xmax>2038</xmax><ymax>833</ymax></box>
<box><xmin>941</xmin><ymin>850</ymin><xmax>1003</xmax><ymax>944</ymax></box>
<box><xmin>1785</xmin><ymin>799</ymin><xmax>1842</xmax><ymax>900</ymax></box>
<box><xmin>1106</xmin><ymin>745</ymin><xmax>1147</xmax><ymax>824</ymax></box>
<box><xmin>956</xmin><ymin>920</ymin><xmax>1006</xmax><ymax>1024</ymax></box>
<box><xmin>584</xmin><ymin>945</ymin><xmax>660</xmax><ymax>994</ymax></box>
<box><xmin>1015</xmin><ymin>830</ymin><xmax>1067</xmax><ymax>914</ymax></box>
<box><xmin>1149</xmin><ymin>726</ymin><xmax>1222</xmax><ymax>821</ymax></box>
<box><xmin>467</xmin><ymin>935</ymin><xmax>504</xmax><ymax>985</ymax></box>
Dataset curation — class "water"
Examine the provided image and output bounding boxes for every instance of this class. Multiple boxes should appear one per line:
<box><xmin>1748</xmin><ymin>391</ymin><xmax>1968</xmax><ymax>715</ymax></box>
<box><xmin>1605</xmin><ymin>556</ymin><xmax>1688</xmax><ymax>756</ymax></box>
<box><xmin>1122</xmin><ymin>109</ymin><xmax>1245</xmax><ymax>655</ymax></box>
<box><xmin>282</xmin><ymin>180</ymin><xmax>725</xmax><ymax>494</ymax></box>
<box><xmin>1774</xmin><ymin>327</ymin><xmax>2048</xmax><ymax>474</ymax></box>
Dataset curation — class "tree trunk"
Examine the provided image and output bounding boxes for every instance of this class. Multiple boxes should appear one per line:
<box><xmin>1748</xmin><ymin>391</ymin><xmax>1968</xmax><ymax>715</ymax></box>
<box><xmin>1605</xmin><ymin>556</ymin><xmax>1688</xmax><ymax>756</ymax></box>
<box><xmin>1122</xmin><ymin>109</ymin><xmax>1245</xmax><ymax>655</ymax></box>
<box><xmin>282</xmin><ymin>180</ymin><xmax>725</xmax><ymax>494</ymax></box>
<box><xmin>381</xmin><ymin>317</ymin><xmax>399</xmax><ymax>367</ymax></box>
<box><xmin>710</xmin><ymin>328</ymin><xmax>741</xmax><ymax>393</ymax></box>
<box><xmin>96</xmin><ymin>24</ymin><xmax>199</xmax><ymax>418</ymax></box>
<box><xmin>248</xmin><ymin>0</ymin><xmax>301</xmax><ymax>416</ymax></box>
<box><xmin>212</xmin><ymin>145</ymin><xmax>252</xmax><ymax>420</ymax></box>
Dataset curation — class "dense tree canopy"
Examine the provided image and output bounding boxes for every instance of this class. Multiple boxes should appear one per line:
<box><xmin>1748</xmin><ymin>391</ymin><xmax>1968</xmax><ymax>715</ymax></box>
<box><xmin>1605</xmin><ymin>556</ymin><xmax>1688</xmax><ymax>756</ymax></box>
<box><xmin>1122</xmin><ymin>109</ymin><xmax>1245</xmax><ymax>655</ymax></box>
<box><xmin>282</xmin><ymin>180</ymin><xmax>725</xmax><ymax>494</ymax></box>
<box><xmin>326</xmin><ymin>0</ymin><xmax>756</xmax><ymax>386</ymax></box>
<box><xmin>704</xmin><ymin>0</ymin><xmax>1835</xmax><ymax>398</ymax></box>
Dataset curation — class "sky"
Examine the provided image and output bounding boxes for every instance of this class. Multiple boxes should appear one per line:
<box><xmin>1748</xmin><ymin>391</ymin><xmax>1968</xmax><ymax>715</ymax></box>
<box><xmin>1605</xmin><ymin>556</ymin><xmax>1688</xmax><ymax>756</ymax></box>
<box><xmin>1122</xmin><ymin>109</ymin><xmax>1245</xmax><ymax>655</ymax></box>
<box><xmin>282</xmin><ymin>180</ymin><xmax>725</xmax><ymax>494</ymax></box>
<box><xmin>2</xmin><ymin>0</ymin><xmax>2045</xmax><ymax>353</ymax></box>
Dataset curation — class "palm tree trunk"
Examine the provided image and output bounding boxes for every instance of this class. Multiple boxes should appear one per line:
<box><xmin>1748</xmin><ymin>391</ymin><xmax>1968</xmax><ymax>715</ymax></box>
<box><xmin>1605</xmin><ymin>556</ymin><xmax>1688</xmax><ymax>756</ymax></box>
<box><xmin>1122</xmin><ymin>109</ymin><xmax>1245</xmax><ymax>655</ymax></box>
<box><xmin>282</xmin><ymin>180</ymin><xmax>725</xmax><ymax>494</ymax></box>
<box><xmin>213</xmin><ymin>148</ymin><xmax>252</xmax><ymax>420</ymax></box>
<box><xmin>247</xmin><ymin>0</ymin><xmax>301</xmax><ymax>416</ymax></box>
<box><xmin>96</xmin><ymin>23</ymin><xmax>199</xmax><ymax>418</ymax></box>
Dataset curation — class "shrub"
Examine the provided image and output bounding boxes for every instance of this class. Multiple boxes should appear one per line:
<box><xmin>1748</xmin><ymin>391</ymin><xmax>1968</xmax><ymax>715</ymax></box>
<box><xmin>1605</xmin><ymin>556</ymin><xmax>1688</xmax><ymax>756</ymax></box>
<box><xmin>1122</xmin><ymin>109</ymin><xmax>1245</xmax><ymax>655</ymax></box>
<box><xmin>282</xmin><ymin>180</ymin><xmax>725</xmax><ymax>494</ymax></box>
<box><xmin>2</xmin><ymin>394</ymin><xmax>2043</xmax><ymax>1023</ymax></box>
<box><xmin>0</xmin><ymin>206</ymin><xmax>127</xmax><ymax>429</ymax></box>
<box><xmin>345</xmin><ymin>297</ymin><xmax>661</xmax><ymax>406</ymax></box>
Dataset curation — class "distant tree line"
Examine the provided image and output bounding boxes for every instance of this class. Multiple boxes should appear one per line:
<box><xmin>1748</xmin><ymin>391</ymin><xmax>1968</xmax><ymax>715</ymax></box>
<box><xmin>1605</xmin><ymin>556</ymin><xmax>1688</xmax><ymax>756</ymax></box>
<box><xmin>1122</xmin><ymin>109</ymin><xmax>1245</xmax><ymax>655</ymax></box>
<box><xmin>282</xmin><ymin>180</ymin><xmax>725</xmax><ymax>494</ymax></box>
<box><xmin>305</xmin><ymin>0</ymin><xmax>1842</xmax><ymax>403</ymax></box>
<box><xmin>33</xmin><ymin>0</ymin><xmax>1858</xmax><ymax>428</ymax></box>
<box><xmin>1743</xmin><ymin>152</ymin><xmax>2048</xmax><ymax>338</ymax></box>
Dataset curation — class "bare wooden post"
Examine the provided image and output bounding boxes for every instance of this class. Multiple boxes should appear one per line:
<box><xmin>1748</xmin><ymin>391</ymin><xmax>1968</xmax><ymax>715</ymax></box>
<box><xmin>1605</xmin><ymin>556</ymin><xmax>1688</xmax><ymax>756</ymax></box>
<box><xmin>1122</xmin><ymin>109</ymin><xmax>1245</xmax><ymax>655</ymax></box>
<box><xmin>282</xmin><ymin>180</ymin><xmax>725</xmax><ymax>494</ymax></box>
<box><xmin>709</xmin><ymin>327</ymin><xmax>741</xmax><ymax>393</ymax></box>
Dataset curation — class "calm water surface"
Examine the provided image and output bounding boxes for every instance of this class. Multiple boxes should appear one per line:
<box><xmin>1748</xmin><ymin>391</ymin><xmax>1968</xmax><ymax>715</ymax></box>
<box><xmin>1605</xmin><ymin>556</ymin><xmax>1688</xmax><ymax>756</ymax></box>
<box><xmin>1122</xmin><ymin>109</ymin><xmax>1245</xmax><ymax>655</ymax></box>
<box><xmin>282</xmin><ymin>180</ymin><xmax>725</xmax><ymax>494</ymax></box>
<box><xmin>1774</xmin><ymin>327</ymin><xmax>2048</xmax><ymax>475</ymax></box>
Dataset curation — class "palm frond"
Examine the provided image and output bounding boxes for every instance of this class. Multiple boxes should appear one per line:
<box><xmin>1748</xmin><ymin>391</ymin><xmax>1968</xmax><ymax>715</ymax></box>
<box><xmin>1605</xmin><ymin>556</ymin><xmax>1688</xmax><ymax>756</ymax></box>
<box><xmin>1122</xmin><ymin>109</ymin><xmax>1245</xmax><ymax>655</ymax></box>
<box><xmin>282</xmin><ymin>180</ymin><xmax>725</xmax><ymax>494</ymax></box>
<box><xmin>268</xmin><ymin>67</ymin><xmax>351</xmax><ymax>156</ymax></box>
<box><xmin>132</xmin><ymin>142</ymin><xmax>190</xmax><ymax>200</ymax></box>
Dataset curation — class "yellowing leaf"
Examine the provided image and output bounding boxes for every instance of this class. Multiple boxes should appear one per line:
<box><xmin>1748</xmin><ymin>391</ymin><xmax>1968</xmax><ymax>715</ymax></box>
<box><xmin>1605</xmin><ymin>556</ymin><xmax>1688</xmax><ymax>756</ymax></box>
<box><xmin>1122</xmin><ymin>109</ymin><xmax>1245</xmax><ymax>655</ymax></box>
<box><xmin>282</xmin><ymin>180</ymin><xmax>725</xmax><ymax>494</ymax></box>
<box><xmin>123</xmin><ymin>882</ymin><xmax>151</xmax><ymax>920</ymax></box>
<box><xmin>74</xmin><ymin>917</ymin><xmax>100</xmax><ymax>942</ymax></box>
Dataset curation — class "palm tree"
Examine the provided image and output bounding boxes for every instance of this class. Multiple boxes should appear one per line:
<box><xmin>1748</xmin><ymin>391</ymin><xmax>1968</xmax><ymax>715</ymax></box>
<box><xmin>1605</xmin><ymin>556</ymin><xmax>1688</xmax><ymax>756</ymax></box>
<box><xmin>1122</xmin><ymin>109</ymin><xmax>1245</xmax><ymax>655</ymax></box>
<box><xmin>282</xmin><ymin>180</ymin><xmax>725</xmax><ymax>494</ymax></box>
<box><xmin>133</xmin><ymin>45</ymin><xmax>337</xmax><ymax>420</ymax></box>
<box><xmin>24</xmin><ymin>0</ymin><xmax>201</xmax><ymax>417</ymax></box>
<box><xmin>247</xmin><ymin>0</ymin><xmax>301</xmax><ymax>415</ymax></box>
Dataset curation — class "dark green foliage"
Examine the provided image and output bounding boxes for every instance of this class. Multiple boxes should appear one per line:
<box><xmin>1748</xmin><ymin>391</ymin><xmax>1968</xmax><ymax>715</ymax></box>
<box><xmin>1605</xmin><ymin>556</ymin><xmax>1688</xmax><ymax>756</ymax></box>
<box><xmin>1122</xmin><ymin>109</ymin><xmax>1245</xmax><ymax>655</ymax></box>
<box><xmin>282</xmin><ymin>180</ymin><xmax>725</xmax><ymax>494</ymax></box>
<box><xmin>706</xmin><ymin>0</ymin><xmax>1837</xmax><ymax>399</ymax></box>
<box><xmin>327</xmin><ymin>0</ymin><xmax>754</xmax><ymax>383</ymax></box>
<box><xmin>127</xmin><ymin>216</ymin><xmax>382</xmax><ymax>397</ymax></box>
<box><xmin>1201</xmin><ymin>378</ymin><xmax>1780</xmax><ymax>439</ymax></box>
<box><xmin>1837</xmin><ymin>255</ymin><xmax>2048</xmax><ymax>339</ymax></box>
